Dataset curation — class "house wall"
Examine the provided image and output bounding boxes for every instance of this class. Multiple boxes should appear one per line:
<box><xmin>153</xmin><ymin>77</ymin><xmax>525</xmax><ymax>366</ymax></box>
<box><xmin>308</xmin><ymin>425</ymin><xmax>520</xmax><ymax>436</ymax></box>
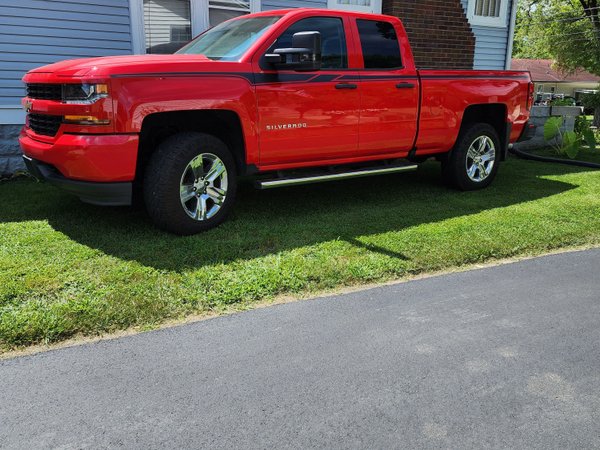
<box><xmin>382</xmin><ymin>0</ymin><xmax>475</xmax><ymax>69</ymax></box>
<box><xmin>460</xmin><ymin>0</ymin><xmax>512</xmax><ymax>70</ymax></box>
<box><xmin>534</xmin><ymin>82</ymin><xmax>599</xmax><ymax>97</ymax></box>
<box><xmin>0</xmin><ymin>0</ymin><xmax>133</xmax><ymax>176</ymax></box>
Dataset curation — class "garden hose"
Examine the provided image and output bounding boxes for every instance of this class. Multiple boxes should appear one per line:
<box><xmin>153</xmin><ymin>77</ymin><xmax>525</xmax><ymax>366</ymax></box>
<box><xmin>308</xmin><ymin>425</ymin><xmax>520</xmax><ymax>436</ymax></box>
<box><xmin>508</xmin><ymin>145</ymin><xmax>600</xmax><ymax>169</ymax></box>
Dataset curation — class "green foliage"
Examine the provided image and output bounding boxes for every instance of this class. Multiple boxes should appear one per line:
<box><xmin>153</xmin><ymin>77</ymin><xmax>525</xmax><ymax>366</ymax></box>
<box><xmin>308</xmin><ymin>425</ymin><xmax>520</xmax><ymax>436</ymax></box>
<box><xmin>582</xmin><ymin>127</ymin><xmax>597</xmax><ymax>149</ymax></box>
<box><xmin>544</xmin><ymin>116</ymin><xmax>562</xmax><ymax>141</ymax></box>
<box><xmin>513</xmin><ymin>1</ymin><xmax>600</xmax><ymax>77</ymax></box>
<box><xmin>581</xmin><ymin>91</ymin><xmax>600</xmax><ymax>108</ymax></box>
<box><xmin>581</xmin><ymin>91</ymin><xmax>600</xmax><ymax>127</ymax></box>
<box><xmin>562</xmin><ymin>131</ymin><xmax>579</xmax><ymax>158</ymax></box>
<box><xmin>551</xmin><ymin>98</ymin><xmax>576</xmax><ymax>107</ymax></box>
<box><xmin>574</xmin><ymin>115</ymin><xmax>589</xmax><ymax>134</ymax></box>
<box><xmin>543</xmin><ymin>114</ymin><xmax>597</xmax><ymax>158</ymax></box>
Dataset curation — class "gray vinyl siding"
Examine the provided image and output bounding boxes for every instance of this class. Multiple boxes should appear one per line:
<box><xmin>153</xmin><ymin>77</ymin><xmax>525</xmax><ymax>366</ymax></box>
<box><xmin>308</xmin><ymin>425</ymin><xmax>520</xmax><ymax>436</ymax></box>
<box><xmin>261</xmin><ymin>0</ymin><xmax>327</xmax><ymax>12</ymax></box>
<box><xmin>470</xmin><ymin>25</ymin><xmax>508</xmax><ymax>69</ymax></box>
<box><xmin>144</xmin><ymin>0</ymin><xmax>191</xmax><ymax>50</ymax></box>
<box><xmin>460</xmin><ymin>0</ymin><xmax>510</xmax><ymax>70</ymax></box>
<box><xmin>0</xmin><ymin>0</ymin><xmax>133</xmax><ymax>109</ymax></box>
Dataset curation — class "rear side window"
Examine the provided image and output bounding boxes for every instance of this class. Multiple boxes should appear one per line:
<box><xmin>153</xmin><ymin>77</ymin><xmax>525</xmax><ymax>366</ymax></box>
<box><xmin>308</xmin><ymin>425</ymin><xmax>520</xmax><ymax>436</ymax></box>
<box><xmin>268</xmin><ymin>17</ymin><xmax>348</xmax><ymax>69</ymax></box>
<box><xmin>356</xmin><ymin>19</ymin><xmax>402</xmax><ymax>69</ymax></box>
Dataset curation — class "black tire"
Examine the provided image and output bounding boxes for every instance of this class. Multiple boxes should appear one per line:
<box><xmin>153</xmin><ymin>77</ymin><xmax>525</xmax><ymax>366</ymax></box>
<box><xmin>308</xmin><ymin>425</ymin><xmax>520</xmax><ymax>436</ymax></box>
<box><xmin>144</xmin><ymin>132</ymin><xmax>237</xmax><ymax>235</ymax></box>
<box><xmin>442</xmin><ymin>123</ymin><xmax>501</xmax><ymax>191</ymax></box>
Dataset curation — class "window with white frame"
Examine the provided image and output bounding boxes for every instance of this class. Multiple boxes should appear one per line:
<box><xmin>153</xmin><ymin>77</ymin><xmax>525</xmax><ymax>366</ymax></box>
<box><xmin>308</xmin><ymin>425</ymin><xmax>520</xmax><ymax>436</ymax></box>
<box><xmin>132</xmin><ymin>0</ymin><xmax>260</xmax><ymax>54</ymax></box>
<box><xmin>326</xmin><ymin>0</ymin><xmax>381</xmax><ymax>14</ymax></box>
<box><xmin>467</xmin><ymin>0</ymin><xmax>508</xmax><ymax>27</ymax></box>
<box><xmin>209</xmin><ymin>0</ymin><xmax>251</xmax><ymax>27</ymax></box>
<box><xmin>144</xmin><ymin>0</ymin><xmax>192</xmax><ymax>53</ymax></box>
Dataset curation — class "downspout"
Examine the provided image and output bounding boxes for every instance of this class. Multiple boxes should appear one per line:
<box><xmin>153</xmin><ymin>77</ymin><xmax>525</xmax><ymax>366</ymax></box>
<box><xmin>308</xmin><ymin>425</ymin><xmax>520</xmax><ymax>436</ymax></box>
<box><xmin>505</xmin><ymin>0</ymin><xmax>518</xmax><ymax>69</ymax></box>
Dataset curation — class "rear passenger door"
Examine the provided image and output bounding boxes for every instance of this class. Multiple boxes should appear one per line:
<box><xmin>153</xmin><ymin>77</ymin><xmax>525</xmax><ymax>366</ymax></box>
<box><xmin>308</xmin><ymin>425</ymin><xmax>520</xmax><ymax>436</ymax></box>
<box><xmin>353</xmin><ymin>19</ymin><xmax>419</xmax><ymax>156</ymax></box>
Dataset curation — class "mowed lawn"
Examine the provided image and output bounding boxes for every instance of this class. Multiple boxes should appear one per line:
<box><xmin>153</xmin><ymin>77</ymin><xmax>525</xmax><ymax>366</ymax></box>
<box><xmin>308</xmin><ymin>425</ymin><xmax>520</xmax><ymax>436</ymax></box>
<box><xmin>1</xmin><ymin>157</ymin><xmax>600</xmax><ymax>352</ymax></box>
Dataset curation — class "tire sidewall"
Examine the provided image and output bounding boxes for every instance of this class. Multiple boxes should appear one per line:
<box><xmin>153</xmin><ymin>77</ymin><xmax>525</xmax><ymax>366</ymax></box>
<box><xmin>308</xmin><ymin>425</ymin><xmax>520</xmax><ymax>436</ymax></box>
<box><xmin>144</xmin><ymin>132</ymin><xmax>237</xmax><ymax>235</ymax></box>
<box><xmin>452</xmin><ymin>124</ymin><xmax>500</xmax><ymax>190</ymax></box>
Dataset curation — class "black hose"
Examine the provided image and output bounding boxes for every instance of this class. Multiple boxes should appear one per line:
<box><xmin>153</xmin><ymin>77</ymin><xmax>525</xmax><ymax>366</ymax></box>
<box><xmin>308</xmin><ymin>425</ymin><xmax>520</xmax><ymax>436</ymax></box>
<box><xmin>508</xmin><ymin>146</ymin><xmax>600</xmax><ymax>169</ymax></box>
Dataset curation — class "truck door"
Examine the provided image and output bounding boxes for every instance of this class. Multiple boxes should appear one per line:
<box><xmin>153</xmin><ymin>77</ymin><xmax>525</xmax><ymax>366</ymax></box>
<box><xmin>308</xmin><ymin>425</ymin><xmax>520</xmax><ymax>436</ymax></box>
<box><xmin>254</xmin><ymin>15</ymin><xmax>360</xmax><ymax>166</ymax></box>
<box><xmin>352</xmin><ymin>18</ymin><xmax>419</xmax><ymax>156</ymax></box>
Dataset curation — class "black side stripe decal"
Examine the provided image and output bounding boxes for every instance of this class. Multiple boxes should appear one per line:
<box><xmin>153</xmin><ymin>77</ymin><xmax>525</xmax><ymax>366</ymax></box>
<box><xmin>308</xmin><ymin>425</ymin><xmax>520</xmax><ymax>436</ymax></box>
<box><xmin>419</xmin><ymin>74</ymin><xmax>529</xmax><ymax>80</ymax></box>
<box><xmin>111</xmin><ymin>71</ymin><xmax>528</xmax><ymax>84</ymax></box>
<box><xmin>111</xmin><ymin>71</ymin><xmax>256</xmax><ymax>83</ymax></box>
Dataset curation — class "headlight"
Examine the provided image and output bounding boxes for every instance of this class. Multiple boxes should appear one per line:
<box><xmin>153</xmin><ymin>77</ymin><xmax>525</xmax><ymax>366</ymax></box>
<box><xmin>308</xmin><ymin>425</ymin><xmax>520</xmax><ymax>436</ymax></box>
<box><xmin>62</xmin><ymin>83</ymin><xmax>108</xmax><ymax>103</ymax></box>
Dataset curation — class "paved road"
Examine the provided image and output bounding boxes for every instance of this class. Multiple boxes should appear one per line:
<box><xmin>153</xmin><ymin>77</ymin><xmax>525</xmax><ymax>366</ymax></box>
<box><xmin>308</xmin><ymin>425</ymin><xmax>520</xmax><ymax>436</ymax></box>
<box><xmin>1</xmin><ymin>250</ymin><xmax>600</xmax><ymax>449</ymax></box>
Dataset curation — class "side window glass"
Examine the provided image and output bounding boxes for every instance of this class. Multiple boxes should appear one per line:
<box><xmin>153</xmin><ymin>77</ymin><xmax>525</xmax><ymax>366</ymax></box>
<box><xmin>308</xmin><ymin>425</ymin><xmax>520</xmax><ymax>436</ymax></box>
<box><xmin>356</xmin><ymin>19</ymin><xmax>402</xmax><ymax>69</ymax></box>
<box><xmin>268</xmin><ymin>17</ymin><xmax>348</xmax><ymax>69</ymax></box>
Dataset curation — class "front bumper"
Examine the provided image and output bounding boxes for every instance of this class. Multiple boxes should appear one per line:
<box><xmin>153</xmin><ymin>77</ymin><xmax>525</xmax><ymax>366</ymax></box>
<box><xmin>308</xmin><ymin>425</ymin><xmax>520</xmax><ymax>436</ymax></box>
<box><xmin>19</xmin><ymin>128</ymin><xmax>138</xmax><ymax>205</ymax></box>
<box><xmin>23</xmin><ymin>155</ymin><xmax>132</xmax><ymax>206</ymax></box>
<box><xmin>19</xmin><ymin>128</ymin><xmax>139</xmax><ymax>182</ymax></box>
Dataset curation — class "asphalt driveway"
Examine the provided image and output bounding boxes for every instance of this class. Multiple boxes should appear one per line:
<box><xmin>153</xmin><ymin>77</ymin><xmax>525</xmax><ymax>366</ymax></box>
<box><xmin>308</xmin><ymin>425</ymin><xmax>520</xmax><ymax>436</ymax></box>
<box><xmin>1</xmin><ymin>249</ymin><xmax>599</xmax><ymax>449</ymax></box>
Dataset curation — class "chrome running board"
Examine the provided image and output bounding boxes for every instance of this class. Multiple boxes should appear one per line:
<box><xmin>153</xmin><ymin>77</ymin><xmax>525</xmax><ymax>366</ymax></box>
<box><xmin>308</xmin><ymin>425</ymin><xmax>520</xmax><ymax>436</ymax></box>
<box><xmin>256</xmin><ymin>163</ymin><xmax>418</xmax><ymax>189</ymax></box>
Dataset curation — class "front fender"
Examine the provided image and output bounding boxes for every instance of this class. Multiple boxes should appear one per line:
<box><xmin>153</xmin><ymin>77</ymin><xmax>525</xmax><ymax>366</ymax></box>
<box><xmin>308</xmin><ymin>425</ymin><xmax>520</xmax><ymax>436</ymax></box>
<box><xmin>111</xmin><ymin>73</ymin><xmax>259</xmax><ymax>164</ymax></box>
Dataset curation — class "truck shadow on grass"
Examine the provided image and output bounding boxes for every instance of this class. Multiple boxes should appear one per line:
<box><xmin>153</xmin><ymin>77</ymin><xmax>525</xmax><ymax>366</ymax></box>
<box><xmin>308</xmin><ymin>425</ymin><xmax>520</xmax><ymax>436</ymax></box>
<box><xmin>0</xmin><ymin>159</ymin><xmax>585</xmax><ymax>271</ymax></box>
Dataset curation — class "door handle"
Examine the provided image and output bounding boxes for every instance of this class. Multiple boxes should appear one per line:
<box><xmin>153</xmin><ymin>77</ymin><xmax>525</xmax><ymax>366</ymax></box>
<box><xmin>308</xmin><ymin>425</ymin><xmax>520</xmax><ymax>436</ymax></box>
<box><xmin>335</xmin><ymin>83</ymin><xmax>357</xmax><ymax>89</ymax></box>
<box><xmin>396</xmin><ymin>82</ymin><xmax>415</xmax><ymax>89</ymax></box>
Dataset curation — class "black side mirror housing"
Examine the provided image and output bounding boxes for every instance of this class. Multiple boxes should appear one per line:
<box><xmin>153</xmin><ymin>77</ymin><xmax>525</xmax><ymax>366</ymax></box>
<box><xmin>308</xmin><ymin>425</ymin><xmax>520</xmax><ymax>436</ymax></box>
<box><xmin>265</xmin><ymin>31</ymin><xmax>322</xmax><ymax>72</ymax></box>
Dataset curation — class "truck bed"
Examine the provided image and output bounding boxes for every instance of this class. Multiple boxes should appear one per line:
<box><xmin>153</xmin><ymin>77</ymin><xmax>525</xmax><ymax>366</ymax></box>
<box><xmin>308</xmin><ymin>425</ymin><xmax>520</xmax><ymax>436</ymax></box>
<box><xmin>415</xmin><ymin>69</ymin><xmax>531</xmax><ymax>156</ymax></box>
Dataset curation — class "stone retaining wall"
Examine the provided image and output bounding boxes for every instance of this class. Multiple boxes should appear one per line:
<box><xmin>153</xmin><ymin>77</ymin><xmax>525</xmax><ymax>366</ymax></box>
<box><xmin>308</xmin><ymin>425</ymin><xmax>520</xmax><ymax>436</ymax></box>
<box><xmin>513</xmin><ymin>106</ymin><xmax>582</xmax><ymax>151</ymax></box>
<box><xmin>0</xmin><ymin>125</ymin><xmax>23</xmax><ymax>177</ymax></box>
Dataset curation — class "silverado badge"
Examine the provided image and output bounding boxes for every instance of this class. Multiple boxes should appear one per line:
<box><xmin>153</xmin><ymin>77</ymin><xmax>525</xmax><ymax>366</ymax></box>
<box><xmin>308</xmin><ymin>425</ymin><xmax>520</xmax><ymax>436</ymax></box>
<box><xmin>266</xmin><ymin>123</ymin><xmax>307</xmax><ymax>131</ymax></box>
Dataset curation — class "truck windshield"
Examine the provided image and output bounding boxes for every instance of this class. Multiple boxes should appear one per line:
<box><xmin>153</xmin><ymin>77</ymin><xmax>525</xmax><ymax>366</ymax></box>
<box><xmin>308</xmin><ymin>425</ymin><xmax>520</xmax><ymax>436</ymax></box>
<box><xmin>177</xmin><ymin>16</ymin><xmax>281</xmax><ymax>61</ymax></box>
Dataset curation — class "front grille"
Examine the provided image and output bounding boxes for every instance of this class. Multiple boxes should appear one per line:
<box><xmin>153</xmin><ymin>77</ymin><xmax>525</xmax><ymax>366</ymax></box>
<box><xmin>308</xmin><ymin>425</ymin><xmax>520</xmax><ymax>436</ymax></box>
<box><xmin>26</xmin><ymin>83</ymin><xmax>62</xmax><ymax>100</ymax></box>
<box><xmin>28</xmin><ymin>113</ymin><xmax>62</xmax><ymax>136</ymax></box>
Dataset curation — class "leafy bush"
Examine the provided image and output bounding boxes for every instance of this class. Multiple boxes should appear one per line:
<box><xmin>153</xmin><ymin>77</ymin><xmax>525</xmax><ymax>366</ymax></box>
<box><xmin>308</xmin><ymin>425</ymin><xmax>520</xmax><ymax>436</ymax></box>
<box><xmin>581</xmin><ymin>90</ymin><xmax>600</xmax><ymax>127</ymax></box>
<box><xmin>544</xmin><ymin>115</ymin><xmax>596</xmax><ymax>159</ymax></box>
<box><xmin>551</xmin><ymin>98</ymin><xmax>576</xmax><ymax>107</ymax></box>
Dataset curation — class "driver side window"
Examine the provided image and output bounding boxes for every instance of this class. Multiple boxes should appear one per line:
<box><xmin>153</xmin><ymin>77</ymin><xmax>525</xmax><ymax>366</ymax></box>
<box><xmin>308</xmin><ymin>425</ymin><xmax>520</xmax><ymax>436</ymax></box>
<box><xmin>267</xmin><ymin>17</ymin><xmax>348</xmax><ymax>69</ymax></box>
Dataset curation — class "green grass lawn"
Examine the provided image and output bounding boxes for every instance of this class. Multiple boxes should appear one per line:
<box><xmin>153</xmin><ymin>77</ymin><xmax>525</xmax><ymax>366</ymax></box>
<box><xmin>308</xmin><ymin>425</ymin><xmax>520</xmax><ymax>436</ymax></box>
<box><xmin>2</xmin><ymin>157</ymin><xmax>600</xmax><ymax>352</ymax></box>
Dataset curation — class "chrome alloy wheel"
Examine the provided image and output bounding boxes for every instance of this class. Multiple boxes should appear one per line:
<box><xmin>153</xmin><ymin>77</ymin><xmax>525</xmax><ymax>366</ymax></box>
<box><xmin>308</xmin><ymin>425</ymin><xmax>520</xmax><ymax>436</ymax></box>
<box><xmin>179</xmin><ymin>153</ymin><xmax>228</xmax><ymax>221</ymax></box>
<box><xmin>465</xmin><ymin>135</ymin><xmax>495</xmax><ymax>182</ymax></box>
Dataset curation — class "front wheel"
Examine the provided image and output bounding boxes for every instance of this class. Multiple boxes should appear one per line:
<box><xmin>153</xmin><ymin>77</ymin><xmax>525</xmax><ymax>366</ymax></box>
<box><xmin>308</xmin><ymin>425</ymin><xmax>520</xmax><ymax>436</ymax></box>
<box><xmin>442</xmin><ymin>123</ymin><xmax>500</xmax><ymax>190</ymax></box>
<box><xmin>144</xmin><ymin>132</ymin><xmax>237</xmax><ymax>235</ymax></box>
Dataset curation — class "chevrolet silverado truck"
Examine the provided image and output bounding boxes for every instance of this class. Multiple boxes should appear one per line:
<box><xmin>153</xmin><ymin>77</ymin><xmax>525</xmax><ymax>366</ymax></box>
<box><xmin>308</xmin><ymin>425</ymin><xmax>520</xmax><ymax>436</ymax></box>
<box><xmin>20</xmin><ymin>9</ymin><xmax>535</xmax><ymax>235</ymax></box>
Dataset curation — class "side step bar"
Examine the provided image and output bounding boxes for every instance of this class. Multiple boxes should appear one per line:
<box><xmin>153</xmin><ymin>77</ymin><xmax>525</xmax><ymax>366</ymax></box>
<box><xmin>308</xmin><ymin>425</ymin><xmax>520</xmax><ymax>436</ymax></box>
<box><xmin>256</xmin><ymin>163</ymin><xmax>418</xmax><ymax>190</ymax></box>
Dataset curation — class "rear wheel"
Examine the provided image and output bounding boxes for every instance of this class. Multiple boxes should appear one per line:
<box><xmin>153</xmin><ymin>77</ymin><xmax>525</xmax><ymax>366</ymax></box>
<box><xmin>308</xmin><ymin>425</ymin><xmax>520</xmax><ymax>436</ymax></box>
<box><xmin>144</xmin><ymin>132</ymin><xmax>237</xmax><ymax>235</ymax></box>
<box><xmin>442</xmin><ymin>123</ymin><xmax>500</xmax><ymax>190</ymax></box>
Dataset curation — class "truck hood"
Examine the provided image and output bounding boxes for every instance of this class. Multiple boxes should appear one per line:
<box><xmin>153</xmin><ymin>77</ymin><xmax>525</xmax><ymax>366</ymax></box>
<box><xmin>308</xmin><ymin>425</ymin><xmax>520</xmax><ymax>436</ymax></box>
<box><xmin>26</xmin><ymin>54</ymin><xmax>228</xmax><ymax>79</ymax></box>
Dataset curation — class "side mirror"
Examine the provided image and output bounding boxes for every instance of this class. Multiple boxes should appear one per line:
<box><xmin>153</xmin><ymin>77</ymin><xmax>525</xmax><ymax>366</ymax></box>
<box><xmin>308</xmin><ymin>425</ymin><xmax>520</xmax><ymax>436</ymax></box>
<box><xmin>264</xmin><ymin>31</ymin><xmax>322</xmax><ymax>72</ymax></box>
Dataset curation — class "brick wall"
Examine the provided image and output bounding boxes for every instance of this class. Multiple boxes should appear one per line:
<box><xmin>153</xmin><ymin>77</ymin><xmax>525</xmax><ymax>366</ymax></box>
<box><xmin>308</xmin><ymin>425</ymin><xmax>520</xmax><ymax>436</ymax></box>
<box><xmin>383</xmin><ymin>0</ymin><xmax>475</xmax><ymax>69</ymax></box>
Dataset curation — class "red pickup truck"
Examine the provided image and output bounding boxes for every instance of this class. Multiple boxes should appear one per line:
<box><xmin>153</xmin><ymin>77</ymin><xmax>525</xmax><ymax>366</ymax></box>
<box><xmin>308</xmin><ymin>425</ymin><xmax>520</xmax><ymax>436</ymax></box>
<box><xmin>20</xmin><ymin>9</ymin><xmax>534</xmax><ymax>234</ymax></box>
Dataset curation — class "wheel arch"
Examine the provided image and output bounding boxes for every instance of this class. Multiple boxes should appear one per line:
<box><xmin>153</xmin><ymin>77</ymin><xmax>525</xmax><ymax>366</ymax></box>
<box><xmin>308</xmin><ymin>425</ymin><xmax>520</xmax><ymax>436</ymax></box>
<box><xmin>458</xmin><ymin>103</ymin><xmax>509</xmax><ymax>160</ymax></box>
<box><xmin>136</xmin><ymin>109</ymin><xmax>249</xmax><ymax>191</ymax></box>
